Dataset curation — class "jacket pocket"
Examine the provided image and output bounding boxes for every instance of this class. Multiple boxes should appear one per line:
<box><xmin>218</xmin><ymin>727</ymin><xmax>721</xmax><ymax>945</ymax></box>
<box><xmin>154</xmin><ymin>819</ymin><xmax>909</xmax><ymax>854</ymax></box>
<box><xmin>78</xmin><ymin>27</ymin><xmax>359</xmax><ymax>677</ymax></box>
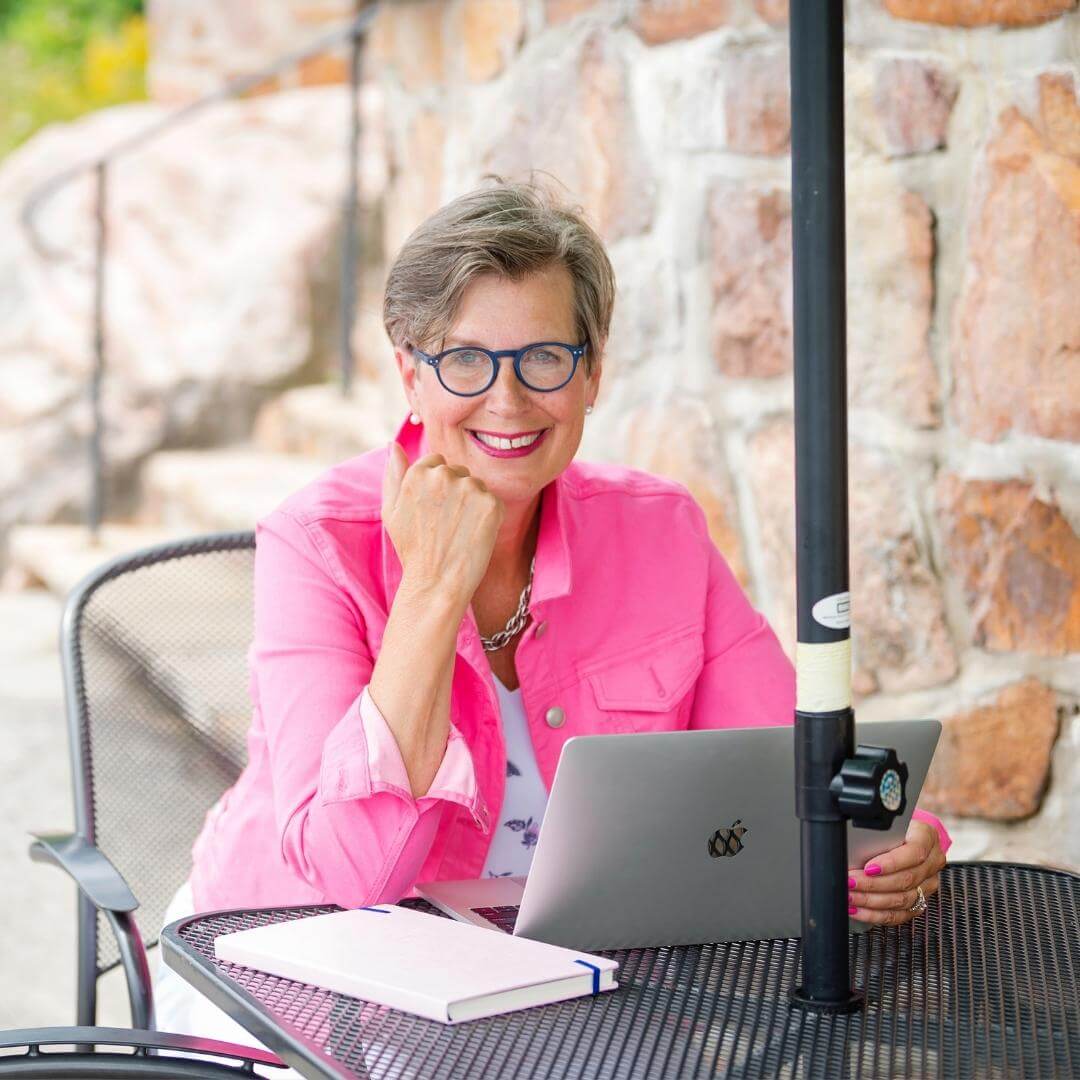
<box><xmin>585</xmin><ymin>630</ymin><xmax>705</xmax><ymax>732</ymax></box>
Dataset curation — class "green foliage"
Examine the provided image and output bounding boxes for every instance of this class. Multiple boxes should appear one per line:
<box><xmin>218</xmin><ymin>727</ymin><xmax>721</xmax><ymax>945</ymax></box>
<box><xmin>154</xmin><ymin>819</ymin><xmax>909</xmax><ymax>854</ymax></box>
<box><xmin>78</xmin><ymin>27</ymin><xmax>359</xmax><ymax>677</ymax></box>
<box><xmin>0</xmin><ymin>0</ymin><xmax>147</xmax><ymax>160</ymax></box>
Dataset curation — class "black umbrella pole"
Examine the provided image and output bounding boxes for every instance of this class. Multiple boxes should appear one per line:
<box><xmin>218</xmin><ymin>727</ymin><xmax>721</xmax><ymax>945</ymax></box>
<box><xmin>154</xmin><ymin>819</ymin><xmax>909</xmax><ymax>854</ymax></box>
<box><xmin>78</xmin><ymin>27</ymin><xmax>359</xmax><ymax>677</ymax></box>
<box><xmin>789</xmin><ymin>0</ymin><xmax>863</xmax><ymax>1013</ymax></box>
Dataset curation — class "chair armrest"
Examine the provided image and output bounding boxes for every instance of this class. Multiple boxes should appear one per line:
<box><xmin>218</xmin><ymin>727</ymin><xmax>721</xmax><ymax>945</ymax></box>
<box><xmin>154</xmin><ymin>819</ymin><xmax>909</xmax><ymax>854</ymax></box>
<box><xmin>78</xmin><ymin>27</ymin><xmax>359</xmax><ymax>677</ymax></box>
<box><xmin>29</xmin><ymin>832</ymin><xmax>137</xmax><ymax>914</ymax></box>
<box><xmin>29</xmin><ymin>833</ymin><xmax>153</xmax><ymax>1029</ymax></box>
<box><xmin>0</xmin><ymin>1026</ymin><xmax>287</xmax><ymax>1070</ymax></box>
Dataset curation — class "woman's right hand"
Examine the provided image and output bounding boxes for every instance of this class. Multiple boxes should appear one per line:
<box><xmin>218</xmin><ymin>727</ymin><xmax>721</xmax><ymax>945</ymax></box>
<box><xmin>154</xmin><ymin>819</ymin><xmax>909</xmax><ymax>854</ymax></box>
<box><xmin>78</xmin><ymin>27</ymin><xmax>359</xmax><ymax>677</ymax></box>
<box><xmin>381</xmin><ymin>442</ymin><xmax>504</xmax><ymax>608</ymax></box>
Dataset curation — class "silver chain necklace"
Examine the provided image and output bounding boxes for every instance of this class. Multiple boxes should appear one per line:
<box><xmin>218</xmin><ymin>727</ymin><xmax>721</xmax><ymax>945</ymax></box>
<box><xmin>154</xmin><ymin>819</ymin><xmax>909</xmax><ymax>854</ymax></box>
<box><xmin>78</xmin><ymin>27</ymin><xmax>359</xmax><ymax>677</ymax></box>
<box><xmin>480</xmin><ymin>557</ymin><xmax>535</xmax><ymax>653</ymax></box>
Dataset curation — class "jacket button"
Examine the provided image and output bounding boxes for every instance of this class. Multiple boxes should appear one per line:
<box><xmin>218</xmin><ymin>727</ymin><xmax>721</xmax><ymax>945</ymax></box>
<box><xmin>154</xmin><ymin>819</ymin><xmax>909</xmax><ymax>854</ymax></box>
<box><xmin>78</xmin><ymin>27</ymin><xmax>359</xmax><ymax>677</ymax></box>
<box><xmin>534</xmin><ymin>620</ymin><xmax>548</xmax><ymax>639</ymax></box>
<box><xmin>545</xmin><ymin>706</ymin><xmax>565</xmax><ymax>729</ymax></box>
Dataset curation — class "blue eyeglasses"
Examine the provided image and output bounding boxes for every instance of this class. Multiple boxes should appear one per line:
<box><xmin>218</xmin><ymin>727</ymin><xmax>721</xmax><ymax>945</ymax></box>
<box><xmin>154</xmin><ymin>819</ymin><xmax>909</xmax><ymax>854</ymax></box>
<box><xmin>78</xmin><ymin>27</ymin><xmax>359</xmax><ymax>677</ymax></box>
<box><xmin>411</xmin><ymin>341</ymin><xmax>587</xmax><ymax>397</ymax></box>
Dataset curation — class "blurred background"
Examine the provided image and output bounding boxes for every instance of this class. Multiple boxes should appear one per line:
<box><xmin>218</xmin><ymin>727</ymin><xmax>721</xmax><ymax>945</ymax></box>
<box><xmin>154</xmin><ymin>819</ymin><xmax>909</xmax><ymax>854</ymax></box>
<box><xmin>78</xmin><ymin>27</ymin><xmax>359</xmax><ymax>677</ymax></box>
<box><xmin>1</xmin><ymin>0</ymin><xmax>1078</xmax><ymax>1029</ymax></box>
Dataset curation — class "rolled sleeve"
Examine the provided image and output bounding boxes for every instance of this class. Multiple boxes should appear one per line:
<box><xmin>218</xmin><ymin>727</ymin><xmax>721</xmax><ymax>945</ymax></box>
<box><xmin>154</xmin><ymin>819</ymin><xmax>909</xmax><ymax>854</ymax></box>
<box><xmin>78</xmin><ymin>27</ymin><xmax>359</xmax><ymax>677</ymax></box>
<box><xmin>320</xmin><ymin>685</ymin><xmax>480</xmax><ymax>813</ymax></box>
<box><xmin>911</xmin><ymin>808</ymin><xmax>952</xmax><ymax>856</ymax></box>
<box><xmin>254</xmin><ymin>510</ymin><xmax>480</xmax><ymax>907</ymax></box>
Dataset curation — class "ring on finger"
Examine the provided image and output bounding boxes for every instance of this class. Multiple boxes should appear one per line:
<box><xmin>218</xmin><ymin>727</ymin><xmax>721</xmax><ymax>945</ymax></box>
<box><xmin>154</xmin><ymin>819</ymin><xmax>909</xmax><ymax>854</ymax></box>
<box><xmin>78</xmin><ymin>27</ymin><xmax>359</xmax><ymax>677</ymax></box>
<box><xmin>908</xmin><ymin>885</ymin><xmax>928</xmax><ymax>916</ymax></box>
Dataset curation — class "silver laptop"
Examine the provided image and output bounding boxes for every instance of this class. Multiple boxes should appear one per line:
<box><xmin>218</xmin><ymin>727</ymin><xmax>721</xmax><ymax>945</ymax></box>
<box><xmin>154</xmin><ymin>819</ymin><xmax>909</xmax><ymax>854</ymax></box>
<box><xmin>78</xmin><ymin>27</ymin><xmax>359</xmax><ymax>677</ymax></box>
<box><xmin>416</xmin><ymin>720</ymin><xmax>940</xmax><ymax>950</ymax></box>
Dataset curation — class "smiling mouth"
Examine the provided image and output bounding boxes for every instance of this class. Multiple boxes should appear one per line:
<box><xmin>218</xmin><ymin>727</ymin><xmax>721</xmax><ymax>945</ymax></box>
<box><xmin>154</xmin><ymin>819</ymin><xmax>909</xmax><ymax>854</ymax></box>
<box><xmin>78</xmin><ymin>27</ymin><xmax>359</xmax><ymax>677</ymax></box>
<box><xmin>467</xmin><ymin>429</ymin><xmax>548</xmax><ymax>451</ymax></box>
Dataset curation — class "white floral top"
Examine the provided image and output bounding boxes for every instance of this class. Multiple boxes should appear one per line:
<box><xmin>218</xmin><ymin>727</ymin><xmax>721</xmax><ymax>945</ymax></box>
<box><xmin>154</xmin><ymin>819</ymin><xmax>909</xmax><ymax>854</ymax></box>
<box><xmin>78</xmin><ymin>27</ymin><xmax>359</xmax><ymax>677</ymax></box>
<box><xmin>480</xmin><ymin>677</ymin><xmax>550</xmax><ymax>879</ymax></box>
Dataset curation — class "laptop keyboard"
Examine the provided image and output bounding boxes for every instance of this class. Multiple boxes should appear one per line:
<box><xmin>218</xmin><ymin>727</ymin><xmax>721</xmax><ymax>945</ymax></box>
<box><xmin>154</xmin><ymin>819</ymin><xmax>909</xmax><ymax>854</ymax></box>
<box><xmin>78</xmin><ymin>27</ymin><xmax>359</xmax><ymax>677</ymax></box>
<box><xmin>470</xmin><ymin>904</ymin><xmax>520</xmax><ymax>933</ymax></box>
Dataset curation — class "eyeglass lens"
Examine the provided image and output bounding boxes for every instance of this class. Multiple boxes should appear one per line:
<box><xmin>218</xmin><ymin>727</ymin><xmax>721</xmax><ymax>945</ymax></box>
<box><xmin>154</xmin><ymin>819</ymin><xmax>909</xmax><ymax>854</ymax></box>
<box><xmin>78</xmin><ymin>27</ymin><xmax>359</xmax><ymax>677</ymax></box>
<box><xmin>440</xmin><ymin>345</ymin><xmax>575</xmax><ymax>394</ymax></box>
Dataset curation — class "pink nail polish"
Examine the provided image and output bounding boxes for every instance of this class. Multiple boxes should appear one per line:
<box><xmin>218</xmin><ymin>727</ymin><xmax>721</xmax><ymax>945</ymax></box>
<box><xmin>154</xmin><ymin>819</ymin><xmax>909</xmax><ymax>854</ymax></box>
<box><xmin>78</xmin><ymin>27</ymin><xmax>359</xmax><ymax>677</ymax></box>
<box><xmin>848</xmin><ymin>893</ymin><xmax>855</xmax><ymax>905</ymax></box>
<box><xmin>848</xmin><ymin>905</ymin><xmax>858</xmax><ymax>915</ymax></box>
<box><xmin>848</xmin><ymin>876</ymin><xmax>857</xmax><ymax>889</ymax></box>
<box><xmin>866</xmin><ymin>864</ymin><xmax>882</xmax><ymax>876</ymax></box>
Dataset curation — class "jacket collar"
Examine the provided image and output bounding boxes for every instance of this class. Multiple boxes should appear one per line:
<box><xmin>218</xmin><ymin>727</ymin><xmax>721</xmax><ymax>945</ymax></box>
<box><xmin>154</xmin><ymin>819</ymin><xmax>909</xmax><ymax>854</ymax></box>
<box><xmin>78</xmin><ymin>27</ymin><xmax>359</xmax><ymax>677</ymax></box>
<box><xmin>380</xmin><ymin>413</ymin><xmax>573</xmax><ymax>626</ymax></box>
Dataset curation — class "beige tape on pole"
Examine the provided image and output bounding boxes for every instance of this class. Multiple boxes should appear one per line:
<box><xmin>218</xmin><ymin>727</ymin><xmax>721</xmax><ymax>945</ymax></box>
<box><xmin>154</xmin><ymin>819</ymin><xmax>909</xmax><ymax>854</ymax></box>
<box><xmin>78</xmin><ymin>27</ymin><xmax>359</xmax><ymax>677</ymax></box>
<box><xmin>796</xmin><ymin>639</ymin><xmax>852</xmax><ymax>712</ymax></box>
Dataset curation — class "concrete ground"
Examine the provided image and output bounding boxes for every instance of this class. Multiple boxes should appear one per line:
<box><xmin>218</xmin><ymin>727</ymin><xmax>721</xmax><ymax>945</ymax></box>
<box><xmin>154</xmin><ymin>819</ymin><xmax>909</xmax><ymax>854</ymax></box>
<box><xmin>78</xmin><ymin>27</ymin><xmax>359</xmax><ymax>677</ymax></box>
<box><xmin>0</xmin><ymin>590</ymin><xmax>128</xmax><ymax>1029</ymax></box>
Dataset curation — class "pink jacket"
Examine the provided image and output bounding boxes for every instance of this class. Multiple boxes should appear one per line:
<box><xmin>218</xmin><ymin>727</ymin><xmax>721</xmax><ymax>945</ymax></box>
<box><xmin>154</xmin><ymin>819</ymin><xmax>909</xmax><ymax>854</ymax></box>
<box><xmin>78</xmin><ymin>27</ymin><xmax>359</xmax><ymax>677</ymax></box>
<box><xmin>190</xmin><ymin>415</ymin><xmax>948</xmax><ymax>912</ymax></box>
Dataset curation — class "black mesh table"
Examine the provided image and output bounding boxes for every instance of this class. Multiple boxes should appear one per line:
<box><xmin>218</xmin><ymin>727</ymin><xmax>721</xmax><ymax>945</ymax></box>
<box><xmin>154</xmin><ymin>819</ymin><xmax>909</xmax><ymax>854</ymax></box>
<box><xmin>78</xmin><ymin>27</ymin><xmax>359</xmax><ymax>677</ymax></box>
<box><xmin>162</xmin><ymin>863</ymin><xmax>1079</xmax><ymax>1079</ymax></box>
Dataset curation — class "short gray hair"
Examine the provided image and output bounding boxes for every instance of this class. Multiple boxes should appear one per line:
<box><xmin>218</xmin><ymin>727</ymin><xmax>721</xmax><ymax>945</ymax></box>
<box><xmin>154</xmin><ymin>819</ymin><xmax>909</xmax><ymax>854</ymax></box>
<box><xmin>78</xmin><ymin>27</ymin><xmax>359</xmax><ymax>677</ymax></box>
<box><xmin>383</xmin><ymin>179</ymin><xmax>615</xmax><ymax>374</ymax></box>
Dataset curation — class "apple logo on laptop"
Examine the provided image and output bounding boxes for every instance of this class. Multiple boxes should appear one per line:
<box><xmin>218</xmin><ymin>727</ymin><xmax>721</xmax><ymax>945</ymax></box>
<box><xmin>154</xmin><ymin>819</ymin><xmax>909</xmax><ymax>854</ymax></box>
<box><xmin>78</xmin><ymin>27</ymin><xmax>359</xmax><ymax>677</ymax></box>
<box><xmin>708</xmin><ymin>820</ymin><xmax>749</xmax><ymax>858</ymax></box>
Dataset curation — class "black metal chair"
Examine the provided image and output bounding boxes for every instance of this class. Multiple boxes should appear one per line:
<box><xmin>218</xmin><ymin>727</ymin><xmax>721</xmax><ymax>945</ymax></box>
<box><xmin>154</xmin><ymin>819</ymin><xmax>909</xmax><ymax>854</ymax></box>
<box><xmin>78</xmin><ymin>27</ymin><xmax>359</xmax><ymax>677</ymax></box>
<box><xmin>3</xmin><ymin>532</ymin><xmax>286</xmax><ymax>1076</ymax></box>
<box><xmin>0</xmin><ymin>1028</ymin><xmax>283</xmax><ymax>1077</ymax></box>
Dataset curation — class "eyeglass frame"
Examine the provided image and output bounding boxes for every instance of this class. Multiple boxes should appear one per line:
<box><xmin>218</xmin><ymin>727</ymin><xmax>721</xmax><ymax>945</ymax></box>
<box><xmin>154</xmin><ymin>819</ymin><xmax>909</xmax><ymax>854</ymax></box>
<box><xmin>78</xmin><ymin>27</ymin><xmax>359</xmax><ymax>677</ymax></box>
<box><xmin>410</xmin><ymin>341</ymin><xmax>588</xmax><ymax>397</ymax></box>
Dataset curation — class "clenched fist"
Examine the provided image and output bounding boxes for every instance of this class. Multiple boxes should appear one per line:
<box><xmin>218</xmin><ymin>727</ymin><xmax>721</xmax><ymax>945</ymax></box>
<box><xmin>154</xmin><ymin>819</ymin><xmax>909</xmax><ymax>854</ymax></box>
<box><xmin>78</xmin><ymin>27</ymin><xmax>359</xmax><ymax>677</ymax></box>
<box><xmin>381</xmin><ymin>442</ymin><xmax>505</xmax><ymax>608</ymax></box>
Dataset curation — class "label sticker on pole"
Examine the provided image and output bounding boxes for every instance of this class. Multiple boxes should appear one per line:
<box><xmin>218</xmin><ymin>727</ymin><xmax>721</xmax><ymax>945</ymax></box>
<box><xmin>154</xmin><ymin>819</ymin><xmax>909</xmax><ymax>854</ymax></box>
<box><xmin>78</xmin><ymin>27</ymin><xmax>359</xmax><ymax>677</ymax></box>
<box><xmin>812</xmin><ymin>591</ymin><xmax>851</xmax><ymax>631</ymax></box>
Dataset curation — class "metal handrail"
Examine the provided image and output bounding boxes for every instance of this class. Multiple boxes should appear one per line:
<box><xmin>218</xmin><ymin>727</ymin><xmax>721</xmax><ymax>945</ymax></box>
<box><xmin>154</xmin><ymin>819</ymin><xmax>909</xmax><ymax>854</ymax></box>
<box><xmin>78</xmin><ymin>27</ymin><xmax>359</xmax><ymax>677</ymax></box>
<box><xmin>18</xmin><ymin>2</ymin><xmax>379</xmax><ymax>536</ymax></box>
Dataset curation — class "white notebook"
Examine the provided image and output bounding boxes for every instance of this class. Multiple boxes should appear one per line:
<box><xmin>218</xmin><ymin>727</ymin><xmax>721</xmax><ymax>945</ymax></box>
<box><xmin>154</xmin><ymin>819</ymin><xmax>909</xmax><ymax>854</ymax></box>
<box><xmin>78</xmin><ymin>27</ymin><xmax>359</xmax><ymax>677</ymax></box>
<box><xmin>214</xmin><ymin>905</ymin><xmax>619</xmax><ymax>1024</ymax></box>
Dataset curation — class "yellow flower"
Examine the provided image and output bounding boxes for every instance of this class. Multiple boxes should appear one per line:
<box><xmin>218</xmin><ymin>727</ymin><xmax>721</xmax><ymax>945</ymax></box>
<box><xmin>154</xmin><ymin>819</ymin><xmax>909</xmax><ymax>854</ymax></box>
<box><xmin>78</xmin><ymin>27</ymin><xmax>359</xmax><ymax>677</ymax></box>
<box><xmin>84</xmin><ymin>16</ymin><xmax>147</xmax><ymax>104</ymax></box>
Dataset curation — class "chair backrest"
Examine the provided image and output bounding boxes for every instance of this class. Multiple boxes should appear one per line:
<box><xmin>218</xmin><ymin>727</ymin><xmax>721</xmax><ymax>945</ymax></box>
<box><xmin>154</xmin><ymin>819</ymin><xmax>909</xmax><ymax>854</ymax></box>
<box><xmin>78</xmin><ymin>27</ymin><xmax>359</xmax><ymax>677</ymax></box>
<box><xmin>62</xmin><ymin>533</ymin><xmax>255</xmax><ymax>981</ymax></box>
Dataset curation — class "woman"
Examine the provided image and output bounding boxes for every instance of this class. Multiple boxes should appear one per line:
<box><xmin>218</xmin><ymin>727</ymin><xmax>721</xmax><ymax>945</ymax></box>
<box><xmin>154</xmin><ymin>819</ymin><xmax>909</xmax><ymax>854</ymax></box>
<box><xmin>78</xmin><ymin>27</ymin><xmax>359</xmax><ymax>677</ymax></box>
<box><xmin>156</xmin><ymin>180</ymin><xmax>949</xmax><ymax>1042</ymax></box>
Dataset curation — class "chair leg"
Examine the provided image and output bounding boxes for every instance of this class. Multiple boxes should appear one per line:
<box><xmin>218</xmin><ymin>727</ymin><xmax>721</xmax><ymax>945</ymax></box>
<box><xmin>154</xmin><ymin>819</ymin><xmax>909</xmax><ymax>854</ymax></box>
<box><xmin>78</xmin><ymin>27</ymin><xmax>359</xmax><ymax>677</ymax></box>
<box><xmin>103</xmin><ymin>908</ymin><xmax>155</xmax><ymax>1031</ymax></box>
<box><xmin>76</xmin><ymin>896</ymin><xmax>98</xmax><ymax>1026</ymax></box>
<box><xmin>75</xmin><ymin>896</ymin><xmax>98</xmax><ymax>1051</ymax></box>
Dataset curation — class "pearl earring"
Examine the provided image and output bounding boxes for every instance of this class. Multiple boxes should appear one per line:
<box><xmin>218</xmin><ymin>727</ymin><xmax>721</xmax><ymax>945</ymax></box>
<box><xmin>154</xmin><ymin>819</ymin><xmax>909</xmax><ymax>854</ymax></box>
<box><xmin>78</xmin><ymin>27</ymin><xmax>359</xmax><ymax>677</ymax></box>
<box><xmin>585</xmin><ymin>405</ymin><xmax>594</xmax><ymax>415</ymax></box>
<box><xmin>409</xmin><ymin>412</ymin><xmax>421</xmax><ymax>426</ymax></box>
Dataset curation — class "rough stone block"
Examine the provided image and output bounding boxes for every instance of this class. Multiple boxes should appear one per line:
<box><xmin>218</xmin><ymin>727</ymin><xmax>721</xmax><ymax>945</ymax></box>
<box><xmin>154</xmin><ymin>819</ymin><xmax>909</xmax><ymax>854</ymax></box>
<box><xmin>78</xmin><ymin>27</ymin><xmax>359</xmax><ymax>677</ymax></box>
<box><xmin>622</xmin><ymin>399</ymin><xmax>749</xmax><ymax>587</ymax></box>
<box><xmin>457</xmin><ymin>0</ymin><xmax>525</xmax><ymax>82</ymax></box>
<box><xmin>753</xmin><ymin>0</ymin><xmax>788</xmax><ymax>24</ymax></box>
<box><xmin>631</xmin><ymin>0</ymin><xmax>733</xmax><ymax>45</ymax></box>
<box><xmin>294</xmin><ymin>1</ymin><xmax>355</xmax><ymax>23</ymax></box>
<box><xmin>724</xmin><ymin>46</ymin><xmax>790</xmax><ymax>155</ymax></box>
<box><xmin>709</xmin><ymin>184</ymin><xmax>792</xmax><ymax>378</ymax></box>
<box><xmin>921</xmin><ymin>678</ymin><xmax>1060</xmax><ymax>820</ymax></box>
<box><xmin>384</xmin><ymin>108</ymin><xmax>447</xmax><ymax>255</ymax></box>
<box><xmin>847</xmin><ymin>447</ymin><xmax>958</xmax><ymax>694</ymax></box>
<box><xmin>146</xmin><ymin>0</ymin><xmax>357</xmax><ymax>103</ymax></box>
<box><xmin>369</xmin><ymin>0</ymin><xmax>446</xmax><ymax>91</ymax></box>
<box><xmin>883</xmin><ymin>0</ymin><xmax>1076</xmax><ymax>27</ymax></box>
<box><xmin>873</xmin><ymin>56</ymin><xmax>959</xmax><ymax>157</ymax></box>
<box><xmin>482</xmin><ymin>31</ymin><xmax>655</xmax><ymax>242</ymax></box>
<box><xmin>936</xmin><ymin>474</ymin><xmax>1080</xmax><ymax>656</ymax></box>
<box><xmin>296</xmin><ymin>52</ymin><xmax>350</xmax><ymax>88</ymax></box>
<box><xmin>603</xmin><ymin>250</ymin><xmax>681</xmax><ymax>380</ymax></box>
<box><xmin>1040</xmin><ymin>70</ymin><xmax>1080</xmax><ymax>158</ymax></box>
<box><xmin>847</xmin><ymin>180</ymin><xmax>941</xmax><ymax>427</ymax></box>
<box><xmin>952</xmin><ymin>73</ymin><xmax>1080</xmax><ymax>442</ymax></box>
<box><xmin>544</xmin><ymin>0</ymin><xmax>608</xmax><ymax>23</ymax></box>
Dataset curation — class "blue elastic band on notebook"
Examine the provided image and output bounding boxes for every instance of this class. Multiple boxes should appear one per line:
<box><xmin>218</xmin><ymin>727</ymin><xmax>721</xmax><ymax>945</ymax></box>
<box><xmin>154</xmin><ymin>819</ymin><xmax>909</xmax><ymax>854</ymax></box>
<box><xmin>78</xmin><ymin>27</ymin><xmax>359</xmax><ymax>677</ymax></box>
<box><xmin>359</xmin><ymin>906</ymin><xmax>390</xmax><ymax>913</ymax></box>
<box><xmin>574</xmin><ymin>959</ymin><xmax>601</xmax><ymax>995</ymax></box>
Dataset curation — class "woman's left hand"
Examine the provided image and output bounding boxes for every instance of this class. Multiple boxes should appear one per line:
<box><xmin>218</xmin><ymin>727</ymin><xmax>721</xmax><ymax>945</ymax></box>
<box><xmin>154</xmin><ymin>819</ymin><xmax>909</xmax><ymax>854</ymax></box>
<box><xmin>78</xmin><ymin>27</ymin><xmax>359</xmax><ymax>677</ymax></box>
<box><xmin>847</xmin><ymin>819</ymin><xmax>946</xmax><ymax>926</ymax></box>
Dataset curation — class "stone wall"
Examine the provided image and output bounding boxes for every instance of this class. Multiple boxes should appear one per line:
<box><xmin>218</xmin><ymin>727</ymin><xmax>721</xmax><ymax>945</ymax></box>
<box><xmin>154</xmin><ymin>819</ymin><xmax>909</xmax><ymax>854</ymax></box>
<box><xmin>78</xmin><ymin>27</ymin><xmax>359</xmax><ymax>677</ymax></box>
<box><xmin>145</xmin><ymin>0</ymin><xmax>360</xmax><ymax>102</ymax></box>
<box><xmin>132</xmin><ymin>0</ymin><xmax>1080</xmax><ymax>868</ymax></box>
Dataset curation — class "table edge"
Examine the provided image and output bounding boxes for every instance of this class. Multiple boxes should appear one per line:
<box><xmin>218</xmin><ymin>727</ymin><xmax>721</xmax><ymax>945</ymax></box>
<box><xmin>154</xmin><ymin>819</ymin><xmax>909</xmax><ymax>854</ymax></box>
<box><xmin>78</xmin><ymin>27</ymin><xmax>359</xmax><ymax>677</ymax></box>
<box><xmin>161</xmin><ymin>916</ymin><xmax>354</xmax><ymax>1080</ymax></box>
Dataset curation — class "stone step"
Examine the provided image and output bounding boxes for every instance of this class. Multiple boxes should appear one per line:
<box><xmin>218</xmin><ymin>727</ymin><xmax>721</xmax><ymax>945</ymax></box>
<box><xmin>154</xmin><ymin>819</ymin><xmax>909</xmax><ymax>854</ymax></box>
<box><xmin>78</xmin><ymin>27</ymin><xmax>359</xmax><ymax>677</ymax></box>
<box><xmin>138</xmin><ymin>446</ymin><xmax>330</xmax><ymax>531</ymax></box>
<box><xmin>252</xmin><ymin>381</ymin><xmax>397</xmax><ymax>460</ymax></box>
<box><xmin>6</xmin><ymin>523</ymin><xmax>190</xmax><ymax>596</ymax></box>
